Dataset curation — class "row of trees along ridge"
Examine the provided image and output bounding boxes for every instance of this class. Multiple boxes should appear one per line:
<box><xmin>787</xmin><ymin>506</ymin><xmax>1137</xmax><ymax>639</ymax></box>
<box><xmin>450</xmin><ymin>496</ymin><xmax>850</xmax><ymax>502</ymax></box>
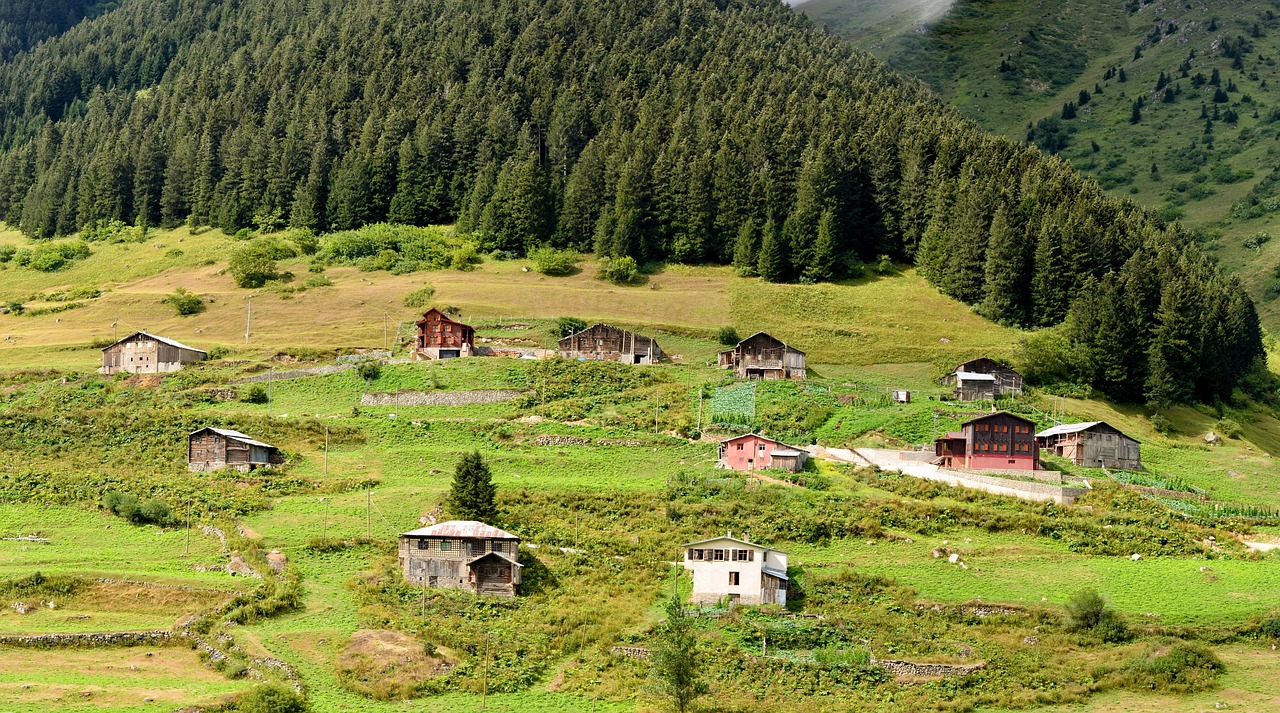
<box><xmin>0</xmin><ymin>0</ymin><xmax>1265</xmax><ymax>405</ymax></box>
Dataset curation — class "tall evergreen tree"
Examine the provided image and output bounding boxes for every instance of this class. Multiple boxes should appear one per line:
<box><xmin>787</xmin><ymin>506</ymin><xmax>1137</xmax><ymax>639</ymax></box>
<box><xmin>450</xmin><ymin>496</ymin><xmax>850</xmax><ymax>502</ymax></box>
<box><xmin>757</xmin><ymin>218</ymin><xmax>787</xmax><ymax>282</ymax></box>
<box><xmin>446</xmin><ymin>451</ymin><xmax>498</xmax><ymax>524</ymax></box>
<box><xmin>978</xmin><ymin>205</ymin><xmax>1025</xmax><ymax>325</ymax></box>
<box><xmin>732</xmin><ymin>219</ymin><xmax>760</xmax><ymax>277</ymax></box>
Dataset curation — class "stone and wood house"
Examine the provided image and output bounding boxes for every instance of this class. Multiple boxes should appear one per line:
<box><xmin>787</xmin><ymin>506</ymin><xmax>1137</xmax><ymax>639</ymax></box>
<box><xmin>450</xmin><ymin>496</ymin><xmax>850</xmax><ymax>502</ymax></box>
<box><xmin>398</xmin><ymin>520</ymin><xmax>521</xmax><ymax>597</ymax></box>
<box><xmin>682</xmin><ymin>534</ymin><xmax>788</xmax><ymax>606</ymax></box>
<box><xmin>188</xmin><ymin>428</ymin><xmax>282</xmax><ymax>472</ymax></box>
<box><xmin>940</xmin><ymin>358</ymin><xmax>1023</xmax><ymax>401</ymax></box>
<box><xmin>934</xmin><ymin>411</ymin><xmax>1039</xmax><ymax>471</ymax></box>
<box><xmin>414</xmin><ymin>308</ymin><xmax>476</xmax><ymax>360</ymax></box>
<box><xmin>557</xmin><ymin>324</ymin><xmax>663</xmax><ymax>364</ymax></box>
<box><xmin>101</xmin><ymin>331</ymin><xmax>207</xmax><ymax>375</ymax></box>
<box><xmin>717</xmin><ymin>433</ymin><xmax>808</xmax><ymax>473</ymax></box>
<box><xmin>718</xmin><ymin>332</ymin><xmax>806</xmax><ymax>380</ymax></box>
<box><xmin>1036</xmin><ymin>422</ymin><xmax>1142</xmax><ymax>470</ymax></box>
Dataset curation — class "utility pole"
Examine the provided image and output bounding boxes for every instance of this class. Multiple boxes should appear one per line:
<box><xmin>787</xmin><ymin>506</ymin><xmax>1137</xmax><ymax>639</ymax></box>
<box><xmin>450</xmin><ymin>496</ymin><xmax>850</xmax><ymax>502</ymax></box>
<box><xmin>324</xmin><ymin>425</ymin><xmax>330</xmax><ymax>476</ymax></box>
<box><xmin>184</xmin><ymin>500</ymin><xmax>192</xmax><ymax>556</ymax></box>
<box><xmin>383</xmin><ymin>311</ymin><xmax>389</xmax><ymax>350</ymax></box>
<box><xmin>245</xmin><ymin>300</ymin><xmax>252</xmax><ymax>344</ymax></box>
<box><xmin>696</xmin><ymin>389</ymin><xmax>703</xmax><ymax>434</ymax></box>
<box><xmin>366</xmin><ymin>490</ymin><xmax>371</xmax><ymax>538</ymax></box>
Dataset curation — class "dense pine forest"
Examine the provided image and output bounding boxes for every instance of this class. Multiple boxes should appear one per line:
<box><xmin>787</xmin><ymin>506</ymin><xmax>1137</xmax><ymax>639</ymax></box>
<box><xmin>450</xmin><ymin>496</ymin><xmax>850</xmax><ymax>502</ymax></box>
<box><xmin>0</xmin><ymin>1</ymin><xmax>115</xmax><ymax>61</ymax></box>
<box><xmin>0</xmin><ymin>0</ymin><xmax>1267</xmax><ymax>406</ymax></box>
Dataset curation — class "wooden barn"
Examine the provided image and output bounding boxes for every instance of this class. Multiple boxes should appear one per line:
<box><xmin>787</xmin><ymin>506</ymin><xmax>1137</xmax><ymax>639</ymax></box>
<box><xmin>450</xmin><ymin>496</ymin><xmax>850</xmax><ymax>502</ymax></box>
<box><xmin>941</xmin><ymin>358</ymin><xmax>1023</xmax><ymax>401</ymax></box>
<box><xmin>100</xmin><ymin>332</ymin><xmax>207</xmax><ymax>375</ymax></box>
<box><xmin>1036</xmin><ymin>422</ymin><xmax>1141</xmax><ymax>470</ymax></box>
<box><xmin>398</xmin><ymin>521</ymin><xmax>521</xmax><ymax>597</ymax></box>
<box><xmin>934</xmin><ymin>411</ymin><xmax>1039</xmax><ymax>471</ymax></box>
<box><xmin>188</xmin><ymin>428</ymin><xmax>282</xmax><ymax>473</ymax></box>
<box><xmin>718</xmin><ymin>332</ymin><xmax>806</xmax><ymax>380</ymax></box>
<box><xmin>414</xmin><ymin>308</ymin><xmax>475</xmax><ymax>360</ymax></box>
<box><xmin>717</xmin><ymin>433</ymin><xmax>808</xmax><ymax>473</ymax></box>
<box><xmin>557</xmin><ymin>324</ymin><xmax>663</xmax><ymax>364</ymax></box>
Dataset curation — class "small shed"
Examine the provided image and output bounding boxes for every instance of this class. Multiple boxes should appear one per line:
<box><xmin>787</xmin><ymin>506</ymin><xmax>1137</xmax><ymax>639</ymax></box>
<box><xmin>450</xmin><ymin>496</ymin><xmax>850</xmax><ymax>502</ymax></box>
<box><xmin>414</xmin><ymin>308</ymin><xmax>475</xmax><ymax>360</ymax></box>
<box><xmin>398</xmin><ymin>520</ymin><xmax>521</xmax><ymax>597</ymax></box>
<box><xmin>717</xmin><ymin>433</ymin><xmax>808</xmax><ymax>473</ymax></box>
<box><xmin>188</xmin><ymin>428</ymin><xmax>282</xmax><ymax>473</ymax></box>
<box><xmin>892</xmin><ymin>390</ymin><xmax>911</xmax><ymax>404</ymax></box>
<box><xmin>1036</xmin><ymin>422</ymin><xmax>1141</xmax><ymax>471</ymax></box>
<box><xmin>941</xmin><ymin>358</ymin><xmax>1023</xmax><ymax>401</ymax></box>
<box><xmin>101</xmin><ymin>332</ymin><xmax>207</xmax><ymax>375</ymax></box>
<box><xmin>718</xmin><ymin>332</ymin><xmax>806</xmax><ymax>380</ymax></box>
<box><xmin>557</xmin><ymin>324</ymin><xmax>663</xmax><ymax>364</ymax></box>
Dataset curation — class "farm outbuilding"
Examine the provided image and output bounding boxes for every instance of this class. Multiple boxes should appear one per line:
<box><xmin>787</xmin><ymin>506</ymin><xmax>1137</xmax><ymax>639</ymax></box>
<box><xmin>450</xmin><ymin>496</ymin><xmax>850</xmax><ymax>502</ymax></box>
<box><xmin>188</xmin><ymin>428</ymin><xmax>282</xmax><ymax>473</ymax></box>
<box><xmin>100</xmin><ymin>331</ymin><xmax>207</xmax><ymax>375</ymax></box>
<box><xmin>682</xmin><ymin>534</ymin><xmax>788</xmax><ymax>606</ymax></box>
<box><xmin>557</xmin><ymin>324</ymin><xmax>662</xmax><ymax>364</ymax></box>
<box><xmin>933</xmin><ymin>411</ymin><xmax>1039</xmax><ymax>471</ymax></box>
<box><xmin>941</xmin><ymin>358</ymin><xmax>1023</xmax><ymax>401</ymax></box>
<box><xmin>1036</xmin><ymin>422</ymin><xmax>1141</xmax><ymax>470</ymax></box>
<box><xmin>398</xmin><ymin>520</ymin><xmax>522</xmax><ymax>597</ymax></box>
<box><xmin>718</xmin><ymin>332</ymin><xmax>806</xmax><ymax>380</ymax></box>
<box><xmin>717</xmin><ymin>433</ymin><xmax>808</xmax><ymax>473</ymax></box>
<box><xmin>414</xmin><ymin>308</ymin><xmax>475</xmax><ymax>360</ymax></box>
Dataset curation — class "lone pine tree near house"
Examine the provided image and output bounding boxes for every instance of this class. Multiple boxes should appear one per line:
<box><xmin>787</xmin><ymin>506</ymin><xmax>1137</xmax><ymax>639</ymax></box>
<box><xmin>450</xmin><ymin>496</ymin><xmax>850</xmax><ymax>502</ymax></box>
<box><xmin>413</xmin><ymin>307</ymin><xmax>475</xmax><ymax>360</ymax></box>
<box><xmin>717</xmin><ymin>433</ymin><xmax>809</xmax><ymax>473</ymax></box>
<box><xmin>187</xmin><ymin>428</ymin><xmax>281</xmax><ymax>473</ymax></box>
<box><xmin>398</xmin><ymin>521</ymin><xmax>521</xmax><ymax>597</ymax></box>
<box><xmin>717</xmin><ymin>332</ymin><xmax>807</xmax><ymax>380</ymax></box>
<box><xmin>100</xmin><ymin>331</ymin><xmax>207</xmax><ymax>375</ymax></box>
<box><xmin>557</xmin><ymin>324</ymin><xmax>663</xmax><ymax>364</ymax></box>
<box><xmin>446</xmin><ymin>451</ymin><xmax>498</xmax><ymax>524</ymax></box>
<box><xmin>682</xmin><ymin>535</ymin><xmax>789</xmax><ymax>606</ymax></box>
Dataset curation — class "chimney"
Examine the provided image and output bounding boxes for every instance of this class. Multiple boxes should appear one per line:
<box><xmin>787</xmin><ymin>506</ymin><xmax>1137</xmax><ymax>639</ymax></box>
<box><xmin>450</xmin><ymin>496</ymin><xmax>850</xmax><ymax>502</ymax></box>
<box><xmin>744</xmin><ymin>532</ymin><xmax>751</xmax><ymax>543</ymax></box>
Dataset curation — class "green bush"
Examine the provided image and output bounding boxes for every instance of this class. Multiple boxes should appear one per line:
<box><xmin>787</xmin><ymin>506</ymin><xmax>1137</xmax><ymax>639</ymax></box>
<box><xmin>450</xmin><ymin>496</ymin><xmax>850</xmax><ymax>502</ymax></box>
<box><xmin>240</xmin><ymin>384</ymin><xmax>269</xmax><ymax>404</ymax></box>
<box><xmin>233</xmin><ymin>683</ymin><xmax>309</xmax><ymax>713</ymax></box>
<box><xmin>1214</xmin><ymin>418</ymin><xmax>1243</xmax><ymax>439</ymax></box>
<box><xmin>356</xmin><ymin>361</ymin><xmax>382</xmax><ymax>382</ymax></box>
<box><xmin>529</xmin><ymin>246</ymin><xmax>578</xmax><ymax>275</ymax></box>
<box><xmin>813</xmin><ymin>646</ymin><xmax>871</xmax><ymax>668</ymax></box>
<box><xmin>553</xmin><ymin>316</ymin><xmax>588</xmax><ymax>337</ymax></box>
<box><xmin>102</xmin><ymin>491</ymin><xmax>176</xmax><ymax>526</ymax></box>
<box><xmin>1121</xmin><ymin>642</ymin><xmax>1224</xmax><ymax>693</ymax></box>
<box><xmin>302</xmin><ymin>274</ymin><xmax>332</xmax><ymax>289</ymax></box>
<box><xmin>1065</xmin><ymin>589</ymin><xmax>1129</xmax><ymax>642</ymax></box>
<box><xmin>290</xmin><ymin>227</ymin><xmax>319</xmax><ymax>255</ymax></box>
<box><xmin>402</xmin><ymin>285</ymin><xmax>436</xmax><ymax>309</ymax></box>
<box><xmin>717</xmin><ymin>326</ymin><xmax>740</xmax><ymax>346</ymax></box>
<box><xmin>229</xmin><ymin>242</ymin><xmax>284</xmax><ymax>288</ymax></box>
<box><xmin>22</xmin><ymin>241</ymin><xmax>91</xmax><ymax>272</ymax></box>
<box><xmin>0</xmin><ymin>245</ymin><xmax>15</xmax><ymax>263</ymax></box>
<box><xmin>162</xmin><ymin>288</ymin><xmax>205</xmax><ymax>316</ymax></box>
<box><xmin>597</xmin><ymin>255</ymin><xmax>639</xmax><ymax>285</ymax></box>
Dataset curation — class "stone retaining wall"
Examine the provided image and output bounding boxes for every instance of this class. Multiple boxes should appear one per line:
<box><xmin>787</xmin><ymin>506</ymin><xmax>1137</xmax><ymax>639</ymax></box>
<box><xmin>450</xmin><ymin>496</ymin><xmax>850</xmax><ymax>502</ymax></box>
<box><xmin>359</xmin><ymin>389</ymin><xmax>528</xmax><ymax>407</ymax></box>
<box><xmin>610</xmin><ymin>645</ymin><xmax>651</xmax><ymax>660</ymax></box>
<box><xmin>0</xmin><ymin>631</ymin><xmax>172</xmax><ymax>648</ymax></box>
<box><xmin>234</xmin><ymin>364</ymin><xmax>353</xmax><ymax>383</ymax></box>
<box><xmin>872</xmin><ymin>657</ymin><xmax>985</xmax><ymax>678</ymax></box>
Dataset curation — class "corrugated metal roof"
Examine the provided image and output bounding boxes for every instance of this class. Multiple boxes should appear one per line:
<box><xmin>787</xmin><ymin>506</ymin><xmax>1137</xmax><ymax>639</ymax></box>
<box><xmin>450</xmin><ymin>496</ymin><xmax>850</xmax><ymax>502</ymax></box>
<box><xmin>733</xmin><ymin>331</ymin><xmax>806</xmax><ymax>356</ymax></box>
<box><xmin>960</xmin><ymin>411</ymin><xmax>1036</xmax><ymax>427</ymax></box>
<box><xmin>193</xmin><ymin>427</ymin><xmax>275</xmax><ymax>449</ymax></box>
<box><xmin>1036</xmin><ymin>421</ymin><xmax>1139</xmax><ymax>443</ymax></box>
<box><xmin>401</xmin><ymin>520</ymin><xmax>519</xmax><ymax>539</ymax></box>
<box><xmin>105</xmin><ymin>331</ymin><xmax>207</xmax><ymax>355</ymax></box>
<box><xmin>681</xmin><ymin>534</ymin><xmax>784</xmax><ymax>554</ymax></box>
<box><xmin>771</xmin><ymin>450</ymin><xmax>803</xmax><ymax>457</ymax></box>
<box><xmin>762</xmin><ymin>566</ymin><xmax>789</xmax><ymax>581</ymax></box>
<box><xmin>954</xmin><ymin>371</ymin><xmax>996</xmax><ymax>381</ymax></box>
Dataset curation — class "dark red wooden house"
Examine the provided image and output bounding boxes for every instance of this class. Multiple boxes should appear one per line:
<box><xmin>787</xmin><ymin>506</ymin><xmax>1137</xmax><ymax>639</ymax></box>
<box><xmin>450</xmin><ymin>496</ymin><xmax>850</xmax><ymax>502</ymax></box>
<box><xmin>414</xmin><ymin>308</ymin><xmax>475</xmax><ymax>360</ymax></box>
<box><xmin>934</xmin><ymin>411</ymin><xmax>1039</xmax><ymax>471</ymax></box>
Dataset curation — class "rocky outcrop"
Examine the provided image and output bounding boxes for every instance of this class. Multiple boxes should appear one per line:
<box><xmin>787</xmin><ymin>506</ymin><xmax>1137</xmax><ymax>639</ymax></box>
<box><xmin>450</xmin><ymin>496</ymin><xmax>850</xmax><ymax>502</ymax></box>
<box><xmin>610</xmin><ymin>646</ymin><xmax>651</xmax><ymax>660</ymax></box>
<box><xmin>872</xmin><ymin>657</ymin><xmax>985</xmax><ymax>678</ymax></box>
<box><xmin>532</xmin><ymin>435</ymin><xmax>590</xmax><ymax>447</ymax></box>
<box><xmin>360</xmin><ymin>389</ymin><xmax>528</xmax><ymax>407</ymax></box>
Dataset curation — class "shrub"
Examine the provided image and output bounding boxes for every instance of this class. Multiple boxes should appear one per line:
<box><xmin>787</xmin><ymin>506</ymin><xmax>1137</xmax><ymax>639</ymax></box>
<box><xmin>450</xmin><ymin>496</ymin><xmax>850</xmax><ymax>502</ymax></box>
<box><xmin>356</xmin><ymin>361</ymin><xmax>382</xmax><ymax>382</ymax></box>
<box><xmin>0</xmin><ymin>245</ymin><xmax>15</xmax><ymax>263</ymax></box>
<box><xmin>208</xmin><ymin>346</ymin><xmax>231</xmax><ymax>359</ymax></box>
<box><xmin>302</xmin><ymin>274</ymin><xmax>332</xmax><ymax>289</ymax></box>
<box><xmin>553</xmin><ymin>316</ymin><xmax>588</xmax><ymax>337</ymax></box>
<box><xmin>290</xmin><ymin>227</ymin><xmax>319</xmax><ymax>255</ymax></box>
<box><xmin>1121</xmin><ymin>642</ymin><xmax>1224</xmax><ymax>693</ymax></box>
<box><xmin>229</xmin><ymin>244</ymin><xmax>280</xmax><ymax>288</ymax></box>
<box><xmin>597</xmin><ymin>255</ymin><xmax>639</xmax><ymax>285</ymax></box>
<box><xmin>240</xmin><ymin>384</ymin><xmax>269</xmax><ymax>404</ymax></box>
<box><xmin>529</xmin><ymin>246</ymin><xmax>578</xmax><ymax>275</ymax></box>
<box><xmin>233</xmin><ymin>228</ymin><xmax>254</xmax><ymax>240</ymax></box>
<box><xmin>23</xmin><ymin>241</ymin><xmax>90</xmax><ymax>272</ymax></box>
<box><xmin>162</xmin><ymin>288</ymin><xmax>205</xmax><ymax>316</ymax></box>
<box><xmin>1215</xmin><ymin>418</ymin><xmax>1243</xmax><ymax>439</ymax></box>
<box><xmin>717</xmin><ymin>326</ymin><xmax>741</xmax><ymax>346</ymax></box>
<box><xmin>402</xmin><ymin>285</ymin><xmax>436</xmax><ymax>309</ymax></box>
<box><xmin>233</xmin><ymin>683</ymin><xmax>309</xmax><ymax>713</ymax></box>
<box><xmin>102</xmin><ymin>491</ymin><xmax>175</xmax><ymax>526</ymax></box>
<box><xmin>1065</xmin><ymin>589</ymin><xmax>1129</xmax><ymax>642</ymax></box>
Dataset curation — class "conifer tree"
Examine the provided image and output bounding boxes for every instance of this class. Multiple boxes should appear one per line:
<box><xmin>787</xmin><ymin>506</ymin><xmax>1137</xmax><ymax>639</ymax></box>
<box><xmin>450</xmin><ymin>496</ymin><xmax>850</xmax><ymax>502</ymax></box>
<box><xmin>446</xmin><ymin>451</ymin><xmax>498</xmax><ymax>524</ymax></box>
<box><xmin>732</xmin><ymin>219</ymin><xmax>760</xmax><ymax>277</ymax></box>
<box><xmin>805</xmin><ymin>208</ymin><xmax>839</xmax><ymax>282</ymax></box>
<box><xmin>757</xmin><ymin>218</ymin><xmax>787</xmax><ymax>282</ymax></box>
<box><xmin>649</xmin><ymin>594</ymin><xmax>707</xmax><ymax>713</ymax></box>
<box><xmin>978</xmin><ymin>205</ymin><xmax>1025</xmax><ymax>325</ymax></box>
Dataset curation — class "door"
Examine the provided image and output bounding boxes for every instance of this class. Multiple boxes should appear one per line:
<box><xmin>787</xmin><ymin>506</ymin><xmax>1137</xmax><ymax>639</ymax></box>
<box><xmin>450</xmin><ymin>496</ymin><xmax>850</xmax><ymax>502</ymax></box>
<box><xmin>440</xmin><ymin>350</ymin><xmax>460</xmax><ymax>359</ymax></box>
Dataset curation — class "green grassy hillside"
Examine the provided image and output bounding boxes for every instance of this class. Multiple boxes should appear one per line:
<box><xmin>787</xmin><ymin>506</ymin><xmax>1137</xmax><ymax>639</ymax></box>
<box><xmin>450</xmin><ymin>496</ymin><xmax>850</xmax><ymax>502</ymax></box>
<box><xmin>799</xmin><ymin>0</ymin><xmax>1280</xmax><ymax>329</ymax></box>
<box><xmin>2</xmin><ymin>223</ymin><xmax>1280</xmax><ymax>712</ymax></box>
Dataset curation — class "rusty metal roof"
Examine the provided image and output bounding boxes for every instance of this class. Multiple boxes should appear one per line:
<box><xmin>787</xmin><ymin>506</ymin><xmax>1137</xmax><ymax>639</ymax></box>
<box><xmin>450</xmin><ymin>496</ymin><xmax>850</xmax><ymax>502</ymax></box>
<box><xmin>401</xmin><ymin>520</ymin><xmax>518</xmax><ymax>539</ymax></box>
<box><xmin>104</xmin><ymin>331</ymin><xmax>207</xmax><ymax>355</ymax></box>
<box><xmin>191</xmin><ymin>427</ymin><xmax>275</xmax><ymax>450</ymax></box>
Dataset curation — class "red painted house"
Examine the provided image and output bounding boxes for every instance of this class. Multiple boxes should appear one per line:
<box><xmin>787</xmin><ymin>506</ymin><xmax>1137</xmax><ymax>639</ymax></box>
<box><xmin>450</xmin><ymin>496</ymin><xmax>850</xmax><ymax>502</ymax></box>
<box><xmin>414</xmin><ymin>308</ymin><xmax>476</xmax><ymax>360</ymax></box>
<box><xmin>717</xmin><ymin>433</ymin><xmax>808</xmax><ymax>473</ymax></box>
<box><xmin>934</xmin><ymin>412</ymin><xmax>1039</xmax><ymax>471</ymax></box>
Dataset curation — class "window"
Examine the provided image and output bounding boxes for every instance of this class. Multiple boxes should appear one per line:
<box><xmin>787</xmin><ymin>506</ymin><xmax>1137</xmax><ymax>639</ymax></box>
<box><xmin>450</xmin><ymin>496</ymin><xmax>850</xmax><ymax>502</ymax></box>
<box><xmin>732</xmin><ymin>549</ymin><xmax>754</xmax><ymax>561</ymax></box>
<box><xmin>439</xmin><ymin>540</ymin><xmax>451</xmax><ymax>551</ymax></box>
<box><xmin>729</xmin><ymin>572</ymin><xmax>740</xmax><ymax>586</ymax></box>
<box><xmin>759</xmin><ymin>444</ymin><xmax>767</xmax><ymax>451</ymax></box>
<box><xmin>712</xmin><ymin>549</ymin><xmax>726</xmax><ymax>561</ymax></box>
<box><xmin>736</xmin><ymin>444</ymin><xmax>744</xmax><ymax>451</ymax></box>
<box><xmin>417</xmin><ymin>539</ymin><xmax>429</xmax><ymax>550</ymax></box>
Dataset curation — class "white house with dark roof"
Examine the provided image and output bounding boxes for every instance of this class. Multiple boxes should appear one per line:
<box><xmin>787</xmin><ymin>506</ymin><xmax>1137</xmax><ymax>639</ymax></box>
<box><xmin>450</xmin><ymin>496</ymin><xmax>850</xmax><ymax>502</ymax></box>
<box><xmin>101</xmin><ymin>331</ymin><xmax>207</xmax><ymax>375</ymax></box>
<box><xmin>682</xmin><ymin>534</ymin><xmax>788</xmax><ymax>606</ymax></box>
<box><xmin>398</xmin><ymin>520</ymin><xmax>522</xmax><ymax>597</ymax></box>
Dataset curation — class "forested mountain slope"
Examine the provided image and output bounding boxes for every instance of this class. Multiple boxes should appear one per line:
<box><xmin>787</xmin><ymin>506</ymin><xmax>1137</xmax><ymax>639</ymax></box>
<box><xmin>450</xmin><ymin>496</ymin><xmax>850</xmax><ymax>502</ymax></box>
<box><xmin>0</xmin><ymin>0</ymin><xmax>1267</xmax><ymax>406</ymax></box>
<box><xmin>0</xmin><ymin>1</ymin><xmax>115</xmax><ymax>61</ymax></box>
<box><xmin>799</xmin><ymin>0</ymin><xmax>1280</xmax><ymax>328</ymax></box>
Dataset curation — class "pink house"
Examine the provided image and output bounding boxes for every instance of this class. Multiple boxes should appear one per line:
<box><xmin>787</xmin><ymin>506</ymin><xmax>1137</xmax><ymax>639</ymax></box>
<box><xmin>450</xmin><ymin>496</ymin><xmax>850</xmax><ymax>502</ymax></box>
<box><xmin>717</xmin><ymin>433</ymin><xmax>808</xmax><ymax>473</ymax></box>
